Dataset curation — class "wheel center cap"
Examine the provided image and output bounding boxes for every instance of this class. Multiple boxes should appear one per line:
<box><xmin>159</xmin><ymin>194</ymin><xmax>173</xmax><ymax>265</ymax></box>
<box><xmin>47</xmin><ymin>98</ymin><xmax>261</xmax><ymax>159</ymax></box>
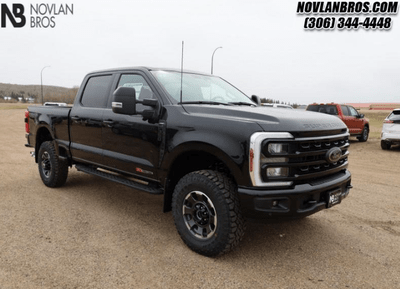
<box><xmin>195</xmin><ymin>203</ymin><xmax>209</xmax><ymax>223</ymax></box>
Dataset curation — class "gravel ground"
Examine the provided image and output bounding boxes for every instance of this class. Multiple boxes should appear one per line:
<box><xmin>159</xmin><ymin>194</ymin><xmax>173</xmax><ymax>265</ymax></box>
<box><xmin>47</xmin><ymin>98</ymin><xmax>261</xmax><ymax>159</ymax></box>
<box><xmin>1</xmin><ymin>107</ymin><xmax>399</xmax><ymax>289</ymax></box>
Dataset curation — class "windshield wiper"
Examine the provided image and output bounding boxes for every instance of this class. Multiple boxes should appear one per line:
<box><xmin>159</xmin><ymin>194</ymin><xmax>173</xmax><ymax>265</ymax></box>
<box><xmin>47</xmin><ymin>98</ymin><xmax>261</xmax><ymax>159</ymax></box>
<box><xmin>228</xmin><ymin>102</ymin><xmax>256</xmax><ymax>106</ymax></box>
<box><xmin>179</xmin><ymin>101</ymin><xmax>230</xmax><ymax>106</ymax></box>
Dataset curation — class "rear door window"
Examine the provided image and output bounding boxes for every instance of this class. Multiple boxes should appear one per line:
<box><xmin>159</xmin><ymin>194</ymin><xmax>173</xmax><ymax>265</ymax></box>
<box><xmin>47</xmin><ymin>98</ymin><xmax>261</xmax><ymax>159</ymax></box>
<box><xmin>81</xmin><ymin>75</ymin><xmax>113</xmax><ymax>108</ymax></box>
<box><xmin>341</xmin><ymin>105</ymin><xmax>350</xmax><ymax>116</ymax></box>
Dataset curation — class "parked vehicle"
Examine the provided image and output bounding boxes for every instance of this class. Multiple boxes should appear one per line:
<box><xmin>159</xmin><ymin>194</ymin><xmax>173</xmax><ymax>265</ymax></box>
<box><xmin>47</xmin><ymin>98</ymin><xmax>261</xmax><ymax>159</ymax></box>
<box><xmin>25</xmin><ymin>67</ymin><xmax>352</xmax><ymax>256</ymax></box>
<box><xmin>43</xmin><ymin>102</ymin><xmax>68</xmax><ymax>106</ymax></box>
<box><xmin>261</xmin><ymin>103</ymin><xmax>293</xmax><ymax>109</ymax></box>
<box><xmin>381</xmin><ymin>108</ymin><xmax>400</xmax><ymax>150</ymax></box>
<box><xmin>306</xmin><ymin>103</ymin><xmax>369</xmax><ymax>142</ymax></box>
<box><xmin>296</xmin><ymin>105</ymin><xmax>307</xmax><ymax>110</ymax></box>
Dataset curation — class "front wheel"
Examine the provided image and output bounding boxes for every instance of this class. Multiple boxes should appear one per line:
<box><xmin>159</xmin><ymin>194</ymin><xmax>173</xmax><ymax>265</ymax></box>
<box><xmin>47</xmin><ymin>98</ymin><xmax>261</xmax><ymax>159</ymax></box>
<box><xmin>38</xmin><ymin>141</ymin><xmax>68</xmax><ymax>187</ymax></box>
<box><xmin>381</xmin><ymin>140</ymin><xmax>391</xmax><ymax>150</ymax></box>
<box><xmin>358</xmin><ymin>126</ymin><xmax>369</xmax><ymax>142</ymax></box>
<box><xmin>172</xmin><ymin>170</ymin><xmax>245</xmax><ymax>257</ymax></box>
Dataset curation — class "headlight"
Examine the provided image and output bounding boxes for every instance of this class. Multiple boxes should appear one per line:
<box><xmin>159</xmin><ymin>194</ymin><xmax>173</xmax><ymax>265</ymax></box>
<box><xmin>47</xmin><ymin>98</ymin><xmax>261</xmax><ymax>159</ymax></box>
<box><xmin>266</xmin><ymin>167</ymin><xmax>289</xmax><ymax>177</ymax></box>
<box><xmin>268</xmin><ymin>143</ymin><xmax>288</xmax><ymax>154</ymax></box>
<box><xmin>250</xmin><ymin>132</ymin><xmax>294</xmax><ymax>187</ymax></box>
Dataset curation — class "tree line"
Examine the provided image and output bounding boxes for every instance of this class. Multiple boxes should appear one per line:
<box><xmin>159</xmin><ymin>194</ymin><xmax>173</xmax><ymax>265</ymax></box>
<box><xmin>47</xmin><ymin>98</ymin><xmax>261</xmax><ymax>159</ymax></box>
<box><xmin>1</xmin><ymin>83</ymin><xmax>300</xmax><ymax>107</ymax></box>
<box><xmin>260</xmin><ymin>98</ymin><xmax>301</xmax><ymax>108</ymax></box>
<box><xmin>0</xmin><ymin>83</ymin><xmax>79</xmax><ymax>104</ymax></box>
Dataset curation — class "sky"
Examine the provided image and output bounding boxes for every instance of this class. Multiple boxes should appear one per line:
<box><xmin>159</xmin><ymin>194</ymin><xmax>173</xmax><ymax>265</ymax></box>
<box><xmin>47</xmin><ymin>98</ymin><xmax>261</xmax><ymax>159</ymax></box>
<box><xmin>1</xmin><ymin>0</ymin><xmax>399</xmax><ymax>105</ymax></box>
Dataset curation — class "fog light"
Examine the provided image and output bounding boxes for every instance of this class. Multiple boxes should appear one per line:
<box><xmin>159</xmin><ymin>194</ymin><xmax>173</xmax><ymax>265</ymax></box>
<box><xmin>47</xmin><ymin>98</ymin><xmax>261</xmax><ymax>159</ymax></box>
<box><xmin>266</xmin><ymin>167</ymin><xmax>289</xmax><ymax>177</ymax></box>
<box><xmin>268</xmin><ymin>143</ymin><xmax>288</xmax><ymax>154</ymax></box>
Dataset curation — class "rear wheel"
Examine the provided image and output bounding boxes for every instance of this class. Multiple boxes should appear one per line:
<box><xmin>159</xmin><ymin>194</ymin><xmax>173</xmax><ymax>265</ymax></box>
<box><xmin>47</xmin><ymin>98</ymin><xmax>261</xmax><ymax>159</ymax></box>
<box><xmin>38</xmin><ymin>141</ymin><xmax>68</xmax><ymax>187</ymax></box>
<box><xmin>358</xmin><ymin>126</ymin><xmax>369</xmax><ymax>142</ymax></box>
<box><xmin>381</xmin><ymin>140</ymin><xmax>391</xmax><ymax>150</ymax></box>
<box><xmin>172</xmin><ymin>170</ymin><xmax>245</xmax><ymax>257</ymax></box>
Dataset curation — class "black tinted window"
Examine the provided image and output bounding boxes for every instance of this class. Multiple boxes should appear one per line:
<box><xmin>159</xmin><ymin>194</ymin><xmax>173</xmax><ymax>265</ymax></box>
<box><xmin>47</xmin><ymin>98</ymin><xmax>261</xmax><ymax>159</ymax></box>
<box><xmin>389</xmin><ymin>110</ymin><xmax>400</xmax><ymax>120</ymax></box>
<box><xmin>81</xmin><ymin>75</ymin><xmax>112</xmax><ymax>108</ymax></box>
<box><xmin>307</xmin><ymin>105</ymin><xmax>338</xmax><ymax>115</ymax></box>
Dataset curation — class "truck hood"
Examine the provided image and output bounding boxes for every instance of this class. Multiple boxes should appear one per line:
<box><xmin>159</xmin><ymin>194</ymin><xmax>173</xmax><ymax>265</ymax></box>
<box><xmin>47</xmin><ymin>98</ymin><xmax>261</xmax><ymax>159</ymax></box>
<box><xmin>182</xmin><ymin>105</ymin><xmax>347</xmax><ymax>133</ymax></box>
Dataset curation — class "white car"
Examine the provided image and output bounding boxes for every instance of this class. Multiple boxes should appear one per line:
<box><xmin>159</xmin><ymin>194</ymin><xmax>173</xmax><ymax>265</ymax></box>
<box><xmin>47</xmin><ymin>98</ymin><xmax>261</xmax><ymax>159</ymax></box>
<box><xmin>44</xmin><ymin>102</ymin><xmax>68</xmax><ymax>106</ymax></box>
<box><xmin>381</xmin><ymin>108</ymin><xmax>400</xmax><ymax>150</ymax></box>
<box><xmin>261</xmin><ymin>103</ymin><xmax>293</xmax><ymax>109</ymax></box>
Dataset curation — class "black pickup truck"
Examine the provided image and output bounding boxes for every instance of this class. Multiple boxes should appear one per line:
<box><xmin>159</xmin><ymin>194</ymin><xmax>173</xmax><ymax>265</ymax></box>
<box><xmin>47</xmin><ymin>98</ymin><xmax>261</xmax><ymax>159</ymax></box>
<box><xmin>25</xmin><ymin>67</ymin><xmax>352</xmax><ymax>256</ymax></box>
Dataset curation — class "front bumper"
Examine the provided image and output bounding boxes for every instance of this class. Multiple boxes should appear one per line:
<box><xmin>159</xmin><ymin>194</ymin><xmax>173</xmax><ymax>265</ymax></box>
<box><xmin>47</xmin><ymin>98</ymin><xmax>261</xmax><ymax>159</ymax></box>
<box><xmin>238</xmin><ymin>170</ymin><xmax>351</xmax><ymax>220</ymax></box>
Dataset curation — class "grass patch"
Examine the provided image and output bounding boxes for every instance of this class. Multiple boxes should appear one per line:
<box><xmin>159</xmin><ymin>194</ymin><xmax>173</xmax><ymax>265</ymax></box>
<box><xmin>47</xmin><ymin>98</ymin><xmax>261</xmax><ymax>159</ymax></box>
<box><xmin>0</xmin><ymin>103</ymin><xmax>30</xmax><ymax>110</ymax></box>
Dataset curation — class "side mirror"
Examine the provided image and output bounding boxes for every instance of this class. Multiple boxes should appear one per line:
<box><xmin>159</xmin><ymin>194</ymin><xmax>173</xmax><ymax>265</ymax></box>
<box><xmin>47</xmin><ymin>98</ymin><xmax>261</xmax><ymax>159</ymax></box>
<box><xmin>358</xmin><ymin>114</ymin><xmax>365</xmax><ymax>119</ymax></box>
<box><xmin>251</xmin><ymin>95</ymin><xmax>261</xmax><ymax>106</ymax></box>
<box><xmin>112</xmin><ymin>87</ymin><xmax>137</xmax><ymax>115</ymax></box>
<box><xmin>112</xmin><ymin>87</ymin><xmax>160</xmax><ymax>122</ymax></box>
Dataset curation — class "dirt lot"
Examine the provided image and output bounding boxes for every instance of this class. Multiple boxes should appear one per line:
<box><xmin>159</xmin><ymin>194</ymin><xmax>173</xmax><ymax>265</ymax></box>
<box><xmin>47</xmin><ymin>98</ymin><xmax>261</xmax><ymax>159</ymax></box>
<box><xmin>1</xmin><ymin>105</ymin><xmax>399</xmax><ymax>289</ymax></box>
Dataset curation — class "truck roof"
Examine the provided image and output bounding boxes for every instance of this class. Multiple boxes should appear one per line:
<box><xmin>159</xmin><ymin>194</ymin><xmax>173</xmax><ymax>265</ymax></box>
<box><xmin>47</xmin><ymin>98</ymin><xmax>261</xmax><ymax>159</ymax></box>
<box><xmin>309</xmin><ymin>103</ymin><xmax>339</xmax><ymax>105</ymax></box>
<box><xmin>88</xmin><ymin>66</ymin><xmax>214</xmax><ymax>76</ymax></box>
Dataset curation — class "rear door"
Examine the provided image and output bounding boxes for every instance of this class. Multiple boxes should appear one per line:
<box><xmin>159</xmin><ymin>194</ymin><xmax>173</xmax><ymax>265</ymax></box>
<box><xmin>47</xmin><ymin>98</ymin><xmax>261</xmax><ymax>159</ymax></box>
<box><xmin>69</xmin><ymin>74</ymin><xmax>114</xmax><ymax>165</ymax></box>
<box><xmin>101</xmin><ymin>72</ymin><xmax>161</xmax><ymax>181</ymax></box>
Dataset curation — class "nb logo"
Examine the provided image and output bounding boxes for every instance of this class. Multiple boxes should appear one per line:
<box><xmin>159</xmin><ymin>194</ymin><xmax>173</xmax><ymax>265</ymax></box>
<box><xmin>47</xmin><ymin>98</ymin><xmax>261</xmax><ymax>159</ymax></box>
<box><xmin>1</xmin><ymin>4</ymin><xmax>26</xmax><ymax>28</ymax></box>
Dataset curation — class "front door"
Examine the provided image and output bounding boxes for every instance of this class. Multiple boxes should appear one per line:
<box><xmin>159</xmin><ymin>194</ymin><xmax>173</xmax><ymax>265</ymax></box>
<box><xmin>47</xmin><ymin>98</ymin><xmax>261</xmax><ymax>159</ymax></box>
<box><xmin>101</xmin><ymin>73</ymin><xmax>161</xmax><ymax>181</ymax></box>
<box><xmin>341</xmin><ymin>105</ymin><xmax>363</xmax><ymax>135</ymax></box>
<box><xmin>347</xmin><ymin>106</ymin><xmax>364</xmax><ymax>134</ymax></box>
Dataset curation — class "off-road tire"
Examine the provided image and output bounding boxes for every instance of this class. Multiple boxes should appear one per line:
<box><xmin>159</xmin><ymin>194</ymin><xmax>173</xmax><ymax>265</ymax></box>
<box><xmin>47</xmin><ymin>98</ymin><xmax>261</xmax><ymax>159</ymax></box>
<box><xmin>172</xmin><ymin>170</ymin><xmax>245</xmax><ymax>257</ymax></box>
<box><xmin>358</xmin><ymin>126</ymin><xmax>369</xmax><ymax>142</ymax></box>
<box><xmin>38</xmin><ymin>141</ymin><xmax>68</xmax><ymax>187</ymax></box>
<box><xmin>381</xmin><ymin>140</ymin><xmax>391</xmax><ymax>150</ymax></box>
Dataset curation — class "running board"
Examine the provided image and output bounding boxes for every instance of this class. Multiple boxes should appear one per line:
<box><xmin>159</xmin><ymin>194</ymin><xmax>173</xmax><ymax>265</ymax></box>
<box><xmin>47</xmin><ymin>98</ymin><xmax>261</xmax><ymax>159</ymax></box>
<box><xmin>75</xmin><ymin>164</ymin><xmax>163</xmax><ymax>195</ymax></box>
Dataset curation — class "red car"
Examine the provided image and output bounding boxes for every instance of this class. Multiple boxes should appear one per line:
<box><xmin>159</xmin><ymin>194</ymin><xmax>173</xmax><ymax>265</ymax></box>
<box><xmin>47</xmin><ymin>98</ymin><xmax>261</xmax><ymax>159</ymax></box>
<box><xmin>306</xmin><ymin>103</ymin><xmax>369</xmax><ymax>142</ymax></box>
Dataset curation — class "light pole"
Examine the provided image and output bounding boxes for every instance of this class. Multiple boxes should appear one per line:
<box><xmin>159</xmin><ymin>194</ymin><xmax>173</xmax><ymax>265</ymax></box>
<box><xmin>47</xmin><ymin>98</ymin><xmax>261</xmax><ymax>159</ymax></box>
<box><xmin>211</xmin><ymin>46</ymin><xmax>222</xmax><ymax>75</ymax></box>
<box><xmin>41</xmin><ymin>66</ymin><xmax>50</xmax><ymax>104</ymax></box>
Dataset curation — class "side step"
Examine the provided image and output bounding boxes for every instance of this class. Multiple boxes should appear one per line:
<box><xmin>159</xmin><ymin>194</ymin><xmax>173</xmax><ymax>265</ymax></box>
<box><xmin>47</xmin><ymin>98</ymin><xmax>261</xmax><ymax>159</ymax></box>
<box><xmin>75</xmin><ymin>164</ymin><xmax>163</xmax><ymax>195</ymax></box>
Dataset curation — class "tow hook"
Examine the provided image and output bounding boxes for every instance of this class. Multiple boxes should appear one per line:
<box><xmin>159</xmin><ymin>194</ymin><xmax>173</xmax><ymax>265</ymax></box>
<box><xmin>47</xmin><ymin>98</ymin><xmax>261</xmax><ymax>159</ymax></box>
<box><xmin>342</xmin><ymin>184</ymin><xmax>353</xmax><ymax>199</ymax></box>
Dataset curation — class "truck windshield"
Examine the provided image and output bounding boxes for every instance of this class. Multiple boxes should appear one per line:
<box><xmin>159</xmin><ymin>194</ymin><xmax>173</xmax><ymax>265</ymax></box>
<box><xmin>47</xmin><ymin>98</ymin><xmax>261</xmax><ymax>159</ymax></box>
<box><xmin>151</xmin><ymin>71</ymin><xmax>255</xmax><ymax>105</ymax></box>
